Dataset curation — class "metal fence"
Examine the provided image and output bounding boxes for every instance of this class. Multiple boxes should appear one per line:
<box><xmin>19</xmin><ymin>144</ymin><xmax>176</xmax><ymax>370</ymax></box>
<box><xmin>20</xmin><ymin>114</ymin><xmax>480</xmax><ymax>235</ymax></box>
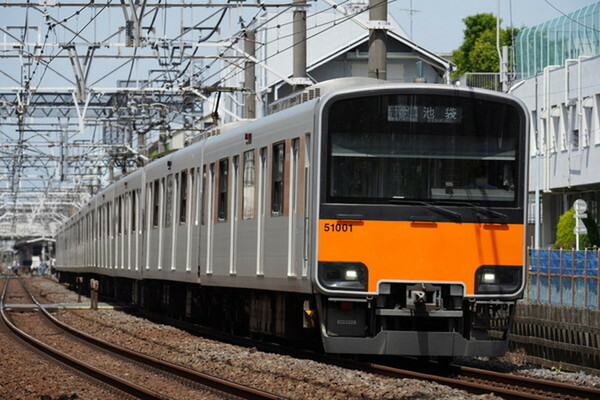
<box><xmin>528</xmin><ymin>249</ymin><xmax>599</xmax><ymax>309</ymax></box>
<box><xmin>515</xmin><ymin>2</ymin><xmax>600</xmax><ymax>79</ymax></box>
<box><xmin>464</xmin><ymin>73</ymin><xmax>501</xmax><ymax>91</ymax></box>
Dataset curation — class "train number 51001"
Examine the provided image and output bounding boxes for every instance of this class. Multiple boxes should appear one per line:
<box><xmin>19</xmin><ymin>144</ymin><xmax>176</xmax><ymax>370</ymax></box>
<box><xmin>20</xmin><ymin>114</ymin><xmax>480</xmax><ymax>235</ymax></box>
<box><xmin>323</xmin><ymin>223</ymin><xmax>353</xmax><ymax>232</ymax></box>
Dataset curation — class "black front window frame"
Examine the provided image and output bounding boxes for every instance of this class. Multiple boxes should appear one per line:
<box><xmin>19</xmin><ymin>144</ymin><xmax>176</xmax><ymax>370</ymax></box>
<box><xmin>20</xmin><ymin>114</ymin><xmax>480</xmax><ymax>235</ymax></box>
<box><xmin>322</xmin><ymin>90</ymin><xmax>527</xmax><ymax>210</ymax></box>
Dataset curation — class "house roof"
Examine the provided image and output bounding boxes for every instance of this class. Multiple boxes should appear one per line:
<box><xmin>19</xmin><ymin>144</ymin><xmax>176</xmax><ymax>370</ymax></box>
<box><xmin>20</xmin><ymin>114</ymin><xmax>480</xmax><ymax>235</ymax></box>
<box><xmin>254</xmin><ymin>8</ymin><xmax>453</xmax><ymax>90</ymax></box>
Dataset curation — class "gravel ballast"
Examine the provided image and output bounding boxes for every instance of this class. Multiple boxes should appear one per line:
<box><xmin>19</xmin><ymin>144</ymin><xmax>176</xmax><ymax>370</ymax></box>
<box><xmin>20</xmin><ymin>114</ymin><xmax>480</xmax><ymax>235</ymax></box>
<box><xmin>2</xmin><ymin>276</ymin><xmax>598</xmax><ymax>399</ymax></box>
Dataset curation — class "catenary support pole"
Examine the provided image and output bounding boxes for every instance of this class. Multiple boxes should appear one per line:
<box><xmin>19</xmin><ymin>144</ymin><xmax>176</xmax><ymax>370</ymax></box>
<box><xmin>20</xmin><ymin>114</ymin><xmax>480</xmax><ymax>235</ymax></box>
<box><xmin>244</xmin><ymin>29</ymin><xmax>256</xmax><ymax>119</ymax></box>
<box><xmin>368</xmin><ymin>0</ymin><xmax>388</xmax><ymax>80</ymax></box>
<box><xmin>293</xmin><ymin>0</ymin><xmax>308</xmax><ymax>86</ymax></box>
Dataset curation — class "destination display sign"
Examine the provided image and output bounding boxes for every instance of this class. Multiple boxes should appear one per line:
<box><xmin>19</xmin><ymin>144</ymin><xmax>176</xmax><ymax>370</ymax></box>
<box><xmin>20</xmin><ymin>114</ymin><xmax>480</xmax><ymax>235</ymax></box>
<box><xmin>387</xmin><ymin>105</ymin><xmax>463</xmax><ymax>124</ymax></box>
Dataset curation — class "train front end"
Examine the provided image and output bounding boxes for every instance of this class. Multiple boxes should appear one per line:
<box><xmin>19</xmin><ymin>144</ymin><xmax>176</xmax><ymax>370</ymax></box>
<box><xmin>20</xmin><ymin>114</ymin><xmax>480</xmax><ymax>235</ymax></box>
<box><xmin>314</xmin><ymin>85</ymin><xmax>528</xmax><ymax>357</ymax></box>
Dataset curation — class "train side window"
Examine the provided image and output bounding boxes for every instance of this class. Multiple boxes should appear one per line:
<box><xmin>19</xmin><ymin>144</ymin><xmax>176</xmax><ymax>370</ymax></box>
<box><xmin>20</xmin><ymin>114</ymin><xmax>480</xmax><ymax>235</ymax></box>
<box><xmin>131</xmin><ymin>190</ymin><xmax>136</xmax><ymax>232</ymax></box>
<box><xmin>272</xmin><ymin>141</ymin><xmax>285</xmax><ymax>216</ymax></box>
<box><xmin>165</xmin><ymin>174</ymin><xmax>174</xmax><ymax>227</ymax></box>
<box><xmin>153</xmin><ymin>180</ymin><xmax>160</xmax><ymax>228</ymax></box>
<box><xmin>138</xmin><ymin>189</ymin><xmax>143</xmax><ymax>233</ymax></box>
<box><xmin>114</xmin><ymin>200</ymin><xmax>119</xmax><ymax>237</ymax></box>
<box><xmin>242</xmin><ymin>149</ymin><xmax>255</xmax><ymax>220</ymax></box>
<box><xmin>106</xmin><ymin>202</ymin><xmax>111</xmax><ymax>238</ymax></box>
<box><xmin>117</xmin><ymin>196</ymin><xmax>123</xmax><ymax>235</ymax></box>
<box><xmin>123</xmin><ymin>194</ymin><xmax>128</xmax><ymax>234</ymax></box>
<box><xmin>190</xmin><ymin>168</ymin><xmax>197</xmax><ymax>225</ymax></box>
<box><xmin>259</xmin><ymin>147</ymin><xmax>268</xmax><ymax>217</ymax></box>
<box><xmin>179</xmin><ymin>169</ymin><xmax>188</xmax><ymax>224</ymax></box>
<box><xmin>191</xmin><ymin>168</ymin><xmax>197</xmax><ymax>226</ymax></box>
<box><xmin>123</xmin><ymin>194</ymin><xmax>129</xmax><ymax>235</ymax></box>
<box><xmin>291</xmin><ymin>138</ymin><xmax>300</xmax><ymax>214</ymax></box>
<box><xmin>218</xmin><ymin>158</ymin><xmax>229</xmax><ymax>221</ymax></box>
<box><xmin>233</xmin><ymin>155</ymin><xmax>239</xmax><ymax>221</ymax></box>
<box><xmin>201</xmin><ymin>165</ymin><xmax>207</xmax><ymax>225</ymax></box>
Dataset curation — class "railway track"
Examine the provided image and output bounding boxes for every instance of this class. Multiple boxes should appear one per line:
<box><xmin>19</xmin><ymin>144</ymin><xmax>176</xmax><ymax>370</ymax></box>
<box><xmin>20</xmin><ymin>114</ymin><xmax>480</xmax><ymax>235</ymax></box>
<box><xmin>362</xmin><ymin>361</ymin><xmax>600</xmax><ymax>400</ymax></box>
<box><xmin>1</xmin><ymin>277</ymin><xmax>287</xmax><ymax>400</ymax></box>
<box><xmin>9</xmin><ymin>275</ymin><xmax>600</xmax><ymax>400</ymax></box>
<box><xmin>134</xmin><ymin>305</ymin><xmax>600</xmax><ymax>400</ymax></box>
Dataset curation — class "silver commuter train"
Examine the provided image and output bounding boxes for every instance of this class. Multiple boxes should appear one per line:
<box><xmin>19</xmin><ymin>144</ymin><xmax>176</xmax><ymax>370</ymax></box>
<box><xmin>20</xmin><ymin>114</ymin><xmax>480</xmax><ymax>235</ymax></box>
<box><xmin>56</xmin><ymin>78</ymin><xmax>529</xmax><ymax>357</ymax></box>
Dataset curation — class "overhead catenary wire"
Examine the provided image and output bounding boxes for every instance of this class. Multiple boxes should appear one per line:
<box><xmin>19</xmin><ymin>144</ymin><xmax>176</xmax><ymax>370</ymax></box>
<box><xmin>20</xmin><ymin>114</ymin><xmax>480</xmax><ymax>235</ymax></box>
<box><xmin>2</xmin><ymin>0</ymin><xmax>410</xmax><ymax>237</ymax></box>
<box><xmin>173</xmin><ymin>0</ymin><xmax>344</xmax><ymax>89</ymax></box>
<box><xmin>204</xmin><ymin>0</ymin><xmax>398</xmax><ymax>88</ymax></box>
<box><xmin>194</xmin><ymin>0</ymin><xmax>362</xmax><ymax>86</ymax></box>
<box><xmin>27</xmin><ymin>1</ymin><xmax>113</xmax><ymax>95</ymax></box>
<box><xmin>544</xmin><ymin>0</ymin><xmax>600</xmax><ymax>33</ymax></box>
<box><xmin>216</xmin><ymin>0</ymin><xmax>383</xmax><ymax>85</ymax></box>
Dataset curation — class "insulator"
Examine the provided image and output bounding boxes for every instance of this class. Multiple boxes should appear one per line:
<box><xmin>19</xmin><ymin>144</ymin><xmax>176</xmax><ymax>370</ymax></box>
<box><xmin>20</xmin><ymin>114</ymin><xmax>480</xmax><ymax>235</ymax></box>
<box><xmin>125</xmin><ymin>20</ymin><xmax>134</xmax><ymax>47</ymax></box>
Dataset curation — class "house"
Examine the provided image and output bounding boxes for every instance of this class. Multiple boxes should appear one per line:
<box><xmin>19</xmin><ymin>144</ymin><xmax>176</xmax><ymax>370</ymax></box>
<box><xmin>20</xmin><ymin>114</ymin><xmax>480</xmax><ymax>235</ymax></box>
<box><xmin>211</xmin><ymin>2</ymin><xmax>453</xmax><ymax>124</ymax></box>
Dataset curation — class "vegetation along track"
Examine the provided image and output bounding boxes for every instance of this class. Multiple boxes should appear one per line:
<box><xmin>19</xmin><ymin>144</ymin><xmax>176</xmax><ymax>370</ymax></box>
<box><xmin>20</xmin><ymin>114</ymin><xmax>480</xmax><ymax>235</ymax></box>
<box><xmin>0</xmin><ymin>277</ymin><xmax>286</xmax><ymax>400</ymax></box>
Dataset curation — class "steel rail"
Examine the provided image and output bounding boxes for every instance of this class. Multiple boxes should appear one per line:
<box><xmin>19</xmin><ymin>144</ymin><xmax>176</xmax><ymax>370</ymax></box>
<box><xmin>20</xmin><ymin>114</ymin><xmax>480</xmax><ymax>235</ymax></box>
<box><xmin>133</xmin><ymin>307</ymin><xmax>600</xmax><ymax>400</ymax></box>
<box><xmin>366</xmin><ymin>361</ymin><xmax>600</xmax><ymax>400</ymax></box>
<box><xmin>10</xmin><ymin>277</ymin><xmax>288</xmax><ymax>400</ymax></box>
<box><xmin>1</xmin><ymin>277</ymin><xmax>170</xmax><ymax>400</ymax></box>
<box><xmin>456</xmin><ymin>365</ymin><xmax>600</xmax><ymax>399</ymax></box>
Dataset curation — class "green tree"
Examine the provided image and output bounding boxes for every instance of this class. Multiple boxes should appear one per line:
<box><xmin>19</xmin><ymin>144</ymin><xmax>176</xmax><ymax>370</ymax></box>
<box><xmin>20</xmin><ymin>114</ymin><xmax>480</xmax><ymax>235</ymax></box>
<box><xmin>554</xmin><ymin>208</ymin><xmax>600</xmax><ymax>249</ymax></box>
<box><xmin>452</xmin><ymin>13</ymin><xmax>520</xmax><ymax>78</ymax></box>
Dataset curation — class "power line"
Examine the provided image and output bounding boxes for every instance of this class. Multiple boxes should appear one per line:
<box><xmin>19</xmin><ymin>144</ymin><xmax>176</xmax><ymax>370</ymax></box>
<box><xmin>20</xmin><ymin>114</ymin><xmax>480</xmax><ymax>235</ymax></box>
<box><xmin>544</xmin><ymin>0</ymin><xmax>600</xmax><ymax>33</ymax></box>
<box><xmin>208</xmin><ymin>0</ymin><xmax>398</xmax><ymax>87</ymax></box>
<box><xmin>200</xmin><ymin>0</ymin><xmax>361</xmax><ymax>86</ymax></box>
<box><xmin>27</xmin><ymin>1</ymin><xmax>113</xmax><ymax>93</ymax></box>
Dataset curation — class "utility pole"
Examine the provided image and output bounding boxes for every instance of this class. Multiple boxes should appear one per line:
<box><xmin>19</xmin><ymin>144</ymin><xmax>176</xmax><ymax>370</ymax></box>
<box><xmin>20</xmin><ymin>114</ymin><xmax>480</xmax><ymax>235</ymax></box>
<box><xmin>368</xmin><ymin>0</ymin><xmax>388</xmax><ymax>80</ymax></box>
<box><xmin>244</xmin><ymin>29</ymin><xmax>256</xmax><ymax>119</ymax></box>
<box><xmin>292</xmin><ymin>0</ymin><xmax>311</xmax><ymax>88</ymax></box>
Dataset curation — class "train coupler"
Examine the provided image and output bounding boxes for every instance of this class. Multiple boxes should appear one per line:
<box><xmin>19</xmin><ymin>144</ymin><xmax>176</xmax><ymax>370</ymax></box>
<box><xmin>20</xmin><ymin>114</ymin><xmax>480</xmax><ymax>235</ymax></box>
<box><xmin>406</xmin><ymin>283</ymin><xmax>442</xmax><ymax>311</ymax></box>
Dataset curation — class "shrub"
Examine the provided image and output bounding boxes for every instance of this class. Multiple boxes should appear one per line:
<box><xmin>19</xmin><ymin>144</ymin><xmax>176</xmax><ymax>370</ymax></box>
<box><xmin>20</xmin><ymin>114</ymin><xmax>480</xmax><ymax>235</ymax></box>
<box><xmin>554</xmin><ymin>207</ymin><xmax>600</xmax><ymax>249</ymax></box>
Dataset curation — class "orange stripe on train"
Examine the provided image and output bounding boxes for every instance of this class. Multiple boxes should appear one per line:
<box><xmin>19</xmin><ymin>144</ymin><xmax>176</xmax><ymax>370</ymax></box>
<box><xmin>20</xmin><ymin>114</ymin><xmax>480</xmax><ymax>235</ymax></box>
<box><xmin>318</xmin><ymin>220</ymin><xmax>524</xmax><ymax>294</ymax></box>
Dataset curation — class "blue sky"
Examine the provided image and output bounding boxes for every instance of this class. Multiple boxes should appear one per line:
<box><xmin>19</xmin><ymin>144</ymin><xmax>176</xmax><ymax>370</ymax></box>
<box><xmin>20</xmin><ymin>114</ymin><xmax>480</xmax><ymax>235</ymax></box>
<box><xmin>389</xmin><ymin>0</ymin><xmax>599</xmax><ymax>53</ymax></box>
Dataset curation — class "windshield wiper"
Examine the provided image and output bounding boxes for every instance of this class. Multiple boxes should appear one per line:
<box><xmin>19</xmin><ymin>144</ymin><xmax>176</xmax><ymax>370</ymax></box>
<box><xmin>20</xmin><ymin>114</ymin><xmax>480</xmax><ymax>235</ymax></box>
<box><xmin>389</xmin><ymin>199</ymin><xmax>462</xmax><ymax>222</ymax></box>
<box><xmin>434</xmin><ymin>201</ymin><xmax>507</xmax><ymax>220</ymax></box>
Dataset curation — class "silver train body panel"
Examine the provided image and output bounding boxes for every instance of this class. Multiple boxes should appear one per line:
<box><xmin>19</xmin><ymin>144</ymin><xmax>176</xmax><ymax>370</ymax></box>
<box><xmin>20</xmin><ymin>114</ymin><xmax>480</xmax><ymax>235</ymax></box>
<box><xmin>57</xmin><ymin>98</ymin><xmax>318</xmax><ymax>294</ymax></box>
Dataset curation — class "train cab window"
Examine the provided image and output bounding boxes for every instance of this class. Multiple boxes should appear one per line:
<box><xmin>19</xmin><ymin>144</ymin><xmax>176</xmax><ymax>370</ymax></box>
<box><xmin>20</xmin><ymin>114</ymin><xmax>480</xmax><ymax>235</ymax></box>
<box><xmin>165</xmin><ymin>174</ymin><xmax>174</xmax><ymax>227</ymax></box>
<box><xmin>179</xmin><ymin>169</ymin><xmax>188</xmax><ymax>224</ymax></box>
<box><xmin>153</xmin><ymin>180</ymin><xmax>160</xmax><ymax>228</ymax></box>
<box><xmin>272</xmin><ymin>142</ymin><xmax>285</xmax><ymax>216</ymax></box>
<box><xmin>218</xmin><ymin>159</ymin><xmax>229</xmax><ymax>221</ymax></box>
<box><xmin>242</xmin><ymin>150</ymin><xmax>255</xmax><ymax>220</ymax></box>
<box><xmin>325</xmin><ymin>94</ymin><xmax>522</xmax><ymax>207</ymax></box>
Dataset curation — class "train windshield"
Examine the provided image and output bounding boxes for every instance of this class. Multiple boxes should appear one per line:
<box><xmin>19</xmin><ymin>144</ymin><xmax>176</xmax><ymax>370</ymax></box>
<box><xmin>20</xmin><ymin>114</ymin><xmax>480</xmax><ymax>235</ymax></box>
<box><xmin>325</xmin><ymin>92</ymin><xmax>523</xmax><ymax>207</ymax></box>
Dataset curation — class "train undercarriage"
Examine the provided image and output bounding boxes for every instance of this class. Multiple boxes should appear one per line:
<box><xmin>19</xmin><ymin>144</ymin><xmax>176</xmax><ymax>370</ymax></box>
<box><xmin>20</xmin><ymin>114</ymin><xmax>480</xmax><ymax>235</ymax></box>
<box><xmin>57</xmin><ymin>272</ymin><xmax>514</xmax><ymax>357</ymax></box>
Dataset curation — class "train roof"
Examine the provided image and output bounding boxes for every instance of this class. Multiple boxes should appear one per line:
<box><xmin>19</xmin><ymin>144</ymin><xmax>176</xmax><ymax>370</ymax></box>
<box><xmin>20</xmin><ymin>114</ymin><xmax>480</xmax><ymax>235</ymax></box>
<box><xmin>60</xmin><ymin>78</ymin><xmax>528</xmax><ymax>229</ymax></box>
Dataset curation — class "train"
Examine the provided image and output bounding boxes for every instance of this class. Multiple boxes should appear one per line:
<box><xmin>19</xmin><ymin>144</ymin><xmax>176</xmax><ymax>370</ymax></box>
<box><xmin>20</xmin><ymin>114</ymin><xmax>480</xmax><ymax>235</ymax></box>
<box><xmin>56</xmin><ymin>78</ymin><xmax>529</xmax><ymax>358</ymax></box>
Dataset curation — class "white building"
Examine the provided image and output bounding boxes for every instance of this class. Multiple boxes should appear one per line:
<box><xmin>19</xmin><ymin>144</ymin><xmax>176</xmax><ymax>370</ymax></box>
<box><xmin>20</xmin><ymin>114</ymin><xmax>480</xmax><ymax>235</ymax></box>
<box><xmin>510</xmin><ymin>2</ymin><xmax>600</xmax><ymax>247</ymax></box>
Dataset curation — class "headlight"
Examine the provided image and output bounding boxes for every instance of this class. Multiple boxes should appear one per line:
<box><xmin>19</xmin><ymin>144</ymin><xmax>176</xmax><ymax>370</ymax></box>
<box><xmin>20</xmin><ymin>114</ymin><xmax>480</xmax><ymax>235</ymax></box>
<box><xmin>318</xmin><ymin>262</ymin><xmax>368</xmax><ymax>291</ymax></box>
<box><xmin>475</xmin><ymin>265</ymin><xmax>522</xmax><ymax>294</ymax></box>
<box><xmin>482</xmin><ymin>272</ymin><xmax>496</xmax><ymax>284</ymax></box>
